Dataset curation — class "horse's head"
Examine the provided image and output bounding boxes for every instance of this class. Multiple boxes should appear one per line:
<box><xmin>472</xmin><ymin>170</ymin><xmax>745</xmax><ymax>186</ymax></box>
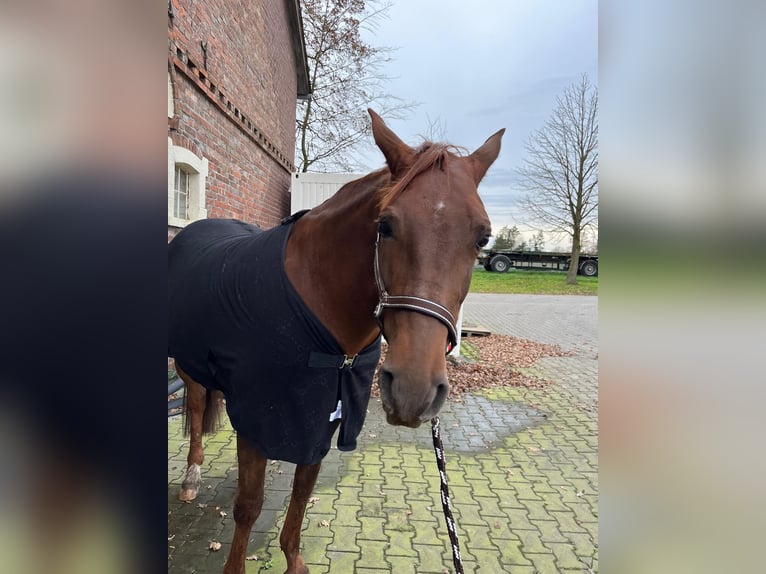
<box><xmin>368</xmin><ymin>109</ymin><xmax>504</xmax><ymax>428</ymax></box>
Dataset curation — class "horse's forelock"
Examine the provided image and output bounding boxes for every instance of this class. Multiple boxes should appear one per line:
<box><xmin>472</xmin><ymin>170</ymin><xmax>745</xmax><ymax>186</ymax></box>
<box><xmin>376</xmin><ymin>142</ymin><xmax>467</xmax><ymax>211</ymax></box>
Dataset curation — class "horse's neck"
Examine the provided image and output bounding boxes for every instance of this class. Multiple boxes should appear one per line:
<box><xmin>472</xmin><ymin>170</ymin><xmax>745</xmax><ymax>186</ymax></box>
<box><xmin>285</xmin><ymin>173</ymin><xmax>387</xmax><ymax>355</ymax></box>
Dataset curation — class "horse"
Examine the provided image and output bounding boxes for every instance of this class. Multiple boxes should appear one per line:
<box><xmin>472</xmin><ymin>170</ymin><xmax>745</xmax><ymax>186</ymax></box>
<box><xmin>168</xmin><ymin>109</ymin><xmax>504</xmax><ymax>574</ymax></box>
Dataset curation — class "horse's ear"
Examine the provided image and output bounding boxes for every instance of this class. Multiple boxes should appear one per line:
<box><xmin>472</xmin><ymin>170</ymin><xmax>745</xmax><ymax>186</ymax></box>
<box><xmin>368</xmin><ymin>109</ymin><xmax>413</xmax><ymax>178</ymax></box>
<box><xmin>468</xmin><ymin>128</ymin><xmax>505</xmax><ymax>184</ymax></box>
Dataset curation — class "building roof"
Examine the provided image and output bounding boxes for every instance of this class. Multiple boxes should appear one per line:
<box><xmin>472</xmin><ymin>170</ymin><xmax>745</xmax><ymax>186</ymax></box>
<box><xmin>285</xmin><ymin>0</ymin><xmax>312</xmax><ymax>99</ymax></box>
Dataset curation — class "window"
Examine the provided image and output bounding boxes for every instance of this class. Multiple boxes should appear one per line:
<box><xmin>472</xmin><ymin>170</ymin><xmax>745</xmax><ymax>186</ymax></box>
<box><xmin>168</xmin><ymin>138</ymin><xmax>208</xmax><ymax>227</ymax></box>
<box><xmin>174</xmin><ymin>166</ymin><xmax>189</xmax><ymax>219</ymax></box>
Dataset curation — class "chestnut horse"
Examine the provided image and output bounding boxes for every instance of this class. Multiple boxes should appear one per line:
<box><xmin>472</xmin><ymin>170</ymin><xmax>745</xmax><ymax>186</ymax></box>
<box><xmin>169</xmin><ymin>110</ymin><xmax>503</xmax><ymax>574</ymax></box>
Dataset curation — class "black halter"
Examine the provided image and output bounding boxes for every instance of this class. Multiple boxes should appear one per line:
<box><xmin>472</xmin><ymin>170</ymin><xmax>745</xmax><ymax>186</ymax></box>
<box><xmin>373</xmin><ymin>232</ymin><xmax>458</xmax><ymax>355</ymax></box>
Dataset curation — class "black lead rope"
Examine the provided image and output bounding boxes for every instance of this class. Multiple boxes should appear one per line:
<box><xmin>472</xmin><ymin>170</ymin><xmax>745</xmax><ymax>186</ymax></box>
<box><xmin>431</xmin><ymin>416</ymin><xmax>464</xmax><ymax>574</ymax></box>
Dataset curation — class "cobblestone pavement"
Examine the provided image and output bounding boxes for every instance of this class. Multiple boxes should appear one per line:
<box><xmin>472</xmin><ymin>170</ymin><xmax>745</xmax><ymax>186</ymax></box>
<box><xmin>168</xmin><ymin>294</ymin><xmax>598</xmax><ymax>573</ymax></box>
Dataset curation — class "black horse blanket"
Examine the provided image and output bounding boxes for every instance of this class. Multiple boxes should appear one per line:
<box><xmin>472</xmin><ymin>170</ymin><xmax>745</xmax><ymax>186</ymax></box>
<box><xmin>168</xmin><ymin>218</ymin><xmax>381</xmax><ymax>465</ymax></box>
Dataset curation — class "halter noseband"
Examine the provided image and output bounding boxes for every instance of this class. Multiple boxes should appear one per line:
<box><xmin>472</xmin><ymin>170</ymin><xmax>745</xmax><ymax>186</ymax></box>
<box><xmin>373</xmin><ymin>232</ymin><xmax>458</xmax><ymax>355</ymax></box>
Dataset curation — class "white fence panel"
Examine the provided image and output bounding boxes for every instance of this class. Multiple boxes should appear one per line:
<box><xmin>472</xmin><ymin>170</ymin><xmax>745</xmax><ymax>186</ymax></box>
<box><xmin>290</xmin><ymin>172</ymin><xmax>362</xmax><ymax>212</ymax></box>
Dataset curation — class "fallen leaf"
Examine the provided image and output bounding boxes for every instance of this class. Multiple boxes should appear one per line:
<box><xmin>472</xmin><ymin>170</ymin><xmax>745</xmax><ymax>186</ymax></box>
<box><xmin>245</xmin><ymin>554</ymin><xmax>259</xmax><ymax>561</ymax></box>
<box><xmin>209</xmin><ymin>541</ymin><xmax>222</xmax><ymax>551</ymax></box>
<box><xmin>219</xmin><ymin>510</ymin><xmax>228</xmax><ymax>518</ymax></box>
<box><xmin>319</xmin><ymin>520</ymin><xmax>330</xmax><ymax>527</ymax></box>
<box><xmin>308</xmin><ymin>497</ymin><xmax>320</xmax><ymax>504</ymax></box>
<box><xmin>168</xmin><ymin>534</ymin><xmax>176</xmax><ymax>541</ymax></box>
<box><xmin>197</xmin><ymin>503</ymin><xmax>207</xmax><ymax>509</ymax></box>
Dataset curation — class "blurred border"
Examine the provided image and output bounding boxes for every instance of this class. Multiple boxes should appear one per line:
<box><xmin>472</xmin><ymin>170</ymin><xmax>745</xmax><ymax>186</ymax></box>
<box><xmin>600</xmin><ymin>1</ymin><xmax>766</xmax><ymax>572</ymax></box>
<box><xmin>0</xmin><ymin>2</ymin><xmax>166</xmax><ymax>573</ymax></box>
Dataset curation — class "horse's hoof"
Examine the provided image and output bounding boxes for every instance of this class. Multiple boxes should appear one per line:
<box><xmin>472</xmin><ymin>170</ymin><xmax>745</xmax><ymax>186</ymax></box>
<box><xmin>177</xmin><ymin>487</ymin><xmax>198</xmax><ymax>501</ymax></box>
<box><xmin>178</xmin><ymin>464</ymin><xmax>201</xmax><ymax>501</ymax></box>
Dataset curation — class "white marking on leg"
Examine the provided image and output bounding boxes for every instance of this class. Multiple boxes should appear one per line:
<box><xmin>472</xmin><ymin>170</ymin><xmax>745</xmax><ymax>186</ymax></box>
<box><xmin>184</xmin><ymin>463</ymin><xmax>201</xmax><ymax>486</ymax></box>
<box><xmin>179</xmin><ymin>463</ymin><xmax>202</xmax><ymax>501</ymax></box>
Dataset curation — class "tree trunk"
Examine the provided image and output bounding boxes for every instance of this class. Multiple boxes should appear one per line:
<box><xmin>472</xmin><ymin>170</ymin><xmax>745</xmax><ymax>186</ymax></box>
<box><xmin>298</xmin><ymin>99</ymin><xmax>312</xmax><ymax>173</ymax></box>
<box><xmin>567</xmin><ymin>227</ymin><xmax>581</xmax><ymax>285</ymax></box>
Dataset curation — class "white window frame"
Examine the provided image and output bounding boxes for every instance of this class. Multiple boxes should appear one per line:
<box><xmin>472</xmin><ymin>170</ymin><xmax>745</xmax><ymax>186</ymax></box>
<box><xmin>168</xmin><ymin>138</ymin><xmax>208</xmax><ymax>228</ymax></box>
<box><xmin>168</xmin><ymin>71</ymin><xmax>174</xmax><ymax>119</ymax></box>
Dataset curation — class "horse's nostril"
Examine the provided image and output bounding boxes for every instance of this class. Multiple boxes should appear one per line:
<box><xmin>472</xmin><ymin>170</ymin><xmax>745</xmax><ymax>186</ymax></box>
<box><xmin>379</xmin><ymin>369</ymin><xmax>393</xmax><ymax>392</ymax></box>
<box><xmin>434</xmin><ymin>380</ymin><xmax>449</xmax><ymax>402</ymax></box>
<box><xmin>424</xmin><ymin>379</ymin><xmax>449</xmax><ymax>420</ymax></box>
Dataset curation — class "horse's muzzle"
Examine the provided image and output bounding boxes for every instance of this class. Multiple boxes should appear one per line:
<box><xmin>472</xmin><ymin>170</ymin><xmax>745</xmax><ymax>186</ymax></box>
<box><xmin>378</xmin><ymin>368</ymin><xmax>449</xmax><ymax>428</ymax></box>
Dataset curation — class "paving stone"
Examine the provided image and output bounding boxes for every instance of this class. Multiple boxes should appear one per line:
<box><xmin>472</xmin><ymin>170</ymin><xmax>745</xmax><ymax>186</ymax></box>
<box><xmin>323</xmin><ymin>550</ymin><xmax>356</xmax><ymax>572</ymax></box>
<box><xmin>412</xmin><ymin>543</ymin><xmax>452</xmax><ymax>571</ymax></box>
<box><xmin>326</xmin><ymin>525</ymin><xmax>361</xmax><ymax>553</ymax></box>
<box><xmin>357</xmin><ymin>516</ymin><xmax>387</xmax><ymax>541</ymax></box>
<box><xmin>462</xmin><ymin>524</ymin><xmax>500</xmax><ymax>551</ymax></box>
<box><xmin>566</xmin><ymin>530</ymin><xmax>597</xmax><ymax>558</ymax></box>
<box><xmin>355</xmin><ymin>540</ymin><xmax>389</xmax><ymax>570</ymax></box>
<box><xmin>384</xmin><ymin>528</ymin><xmax>417</xmax><ymax>557</ymax></box>
<box><xmin>546</xmin><ymin>541</ymin><xmax>587</xmax><ymax>570</ymax></box>
<box><xmin>525</xmin><ymin>551</ymin><xmax>560</xmax><ymax>574</ymax></box>
<box><xmin>468</xmin><ymin>548</ymin><xmax>506</xmax><ymax>572</ymax></box>
<box><xmin>385</xmin><ymin>555</ymin><xmax>418</xmax><ymax>574</ymax></box>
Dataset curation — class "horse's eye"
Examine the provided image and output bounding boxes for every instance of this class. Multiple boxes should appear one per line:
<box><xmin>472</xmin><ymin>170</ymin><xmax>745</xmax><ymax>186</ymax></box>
<box><xmin>378</xmin><ymin>218</ymin><xmax>394</xmax><ymax>238</ymax></box>
<box><xmin>476</xmin><ymin>235</ymin><xmax>490</xmax><ymax>248</ymax></box>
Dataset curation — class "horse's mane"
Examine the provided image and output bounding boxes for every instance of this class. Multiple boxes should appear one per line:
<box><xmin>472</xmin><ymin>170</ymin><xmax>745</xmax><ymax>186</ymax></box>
<box><xmin>377</xmin><ymin>142</ymin><xmax>467</xmax><ymax>211</ymax></box>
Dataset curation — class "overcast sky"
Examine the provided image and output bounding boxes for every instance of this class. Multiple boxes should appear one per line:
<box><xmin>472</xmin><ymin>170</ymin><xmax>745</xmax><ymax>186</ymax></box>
<box><xmin>356</xmin><ymin>0</ymin><xmax>598</xmax><ymax>247</ymax></box>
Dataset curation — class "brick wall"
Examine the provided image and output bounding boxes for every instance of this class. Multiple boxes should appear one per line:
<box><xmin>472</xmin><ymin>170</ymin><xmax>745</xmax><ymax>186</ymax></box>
<box><xmin>168</xmin><ymin>0</ymin><xmax>300</xmax><ymax>232</ymax></box>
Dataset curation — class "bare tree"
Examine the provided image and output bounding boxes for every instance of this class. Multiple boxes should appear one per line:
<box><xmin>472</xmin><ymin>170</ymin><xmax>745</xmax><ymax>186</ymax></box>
<box><xmin>492</xmin><ymin>225</ymin><xmax>520</xmax><ymax>251</ymax></box>
<box><xmin>518</xmin><ymin>74</ymin><xmax>598</xmax><ymax>284</ymax></box>
<box><xmin>531</xmin><ymin>230</ymin><xmax>546</xmax><ymax>252</ymax></box>
<box><xmin>421</xmin><ymin>113</ymin><xmax>447</xmax><ymax>142</ymax></box>
<box><xmin>297</xmin><ymin>0</ymin><xmax>417</xmax><ymax>172</ymax></box>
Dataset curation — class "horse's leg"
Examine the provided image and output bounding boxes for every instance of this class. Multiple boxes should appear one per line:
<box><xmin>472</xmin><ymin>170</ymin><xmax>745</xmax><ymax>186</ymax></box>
<box><xmin>223</xmin><ymin>435</ymin><xmax>267</xmax><ymax>574</ymax></box>
<box><xmin>176</xmin><ymin>364</ymin><xmax>207</xmax><ymax>501</ymax></box>
<box><xmin>280</xmin><ymin>462</ymin><xmax>322</xmax><ymax>574</ymax></box>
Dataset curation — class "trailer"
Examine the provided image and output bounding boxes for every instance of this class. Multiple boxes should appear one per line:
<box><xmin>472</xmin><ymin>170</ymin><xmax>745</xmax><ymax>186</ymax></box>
<box><xmin>478</xmin><ymin>249</ymin><xmax>598</xmax><ymax>276</ymax></box>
